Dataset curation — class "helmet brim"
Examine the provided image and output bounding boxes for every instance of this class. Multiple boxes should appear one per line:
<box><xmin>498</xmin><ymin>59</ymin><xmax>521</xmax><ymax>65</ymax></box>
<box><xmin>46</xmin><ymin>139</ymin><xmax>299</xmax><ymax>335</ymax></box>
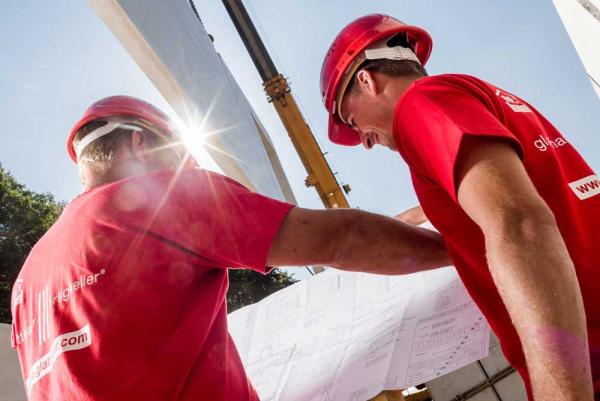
<box><xmin>328</xmin><ymin>114</ymin><xmax>361</xmax><ymax>146</ymax></box>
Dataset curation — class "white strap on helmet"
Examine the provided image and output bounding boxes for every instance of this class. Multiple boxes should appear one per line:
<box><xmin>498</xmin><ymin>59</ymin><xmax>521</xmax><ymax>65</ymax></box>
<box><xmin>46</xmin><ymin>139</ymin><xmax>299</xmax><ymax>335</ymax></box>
<box><xmin>75</xmin><ymin>118</ymin><xmax>141</xmax><ymax>160</ymax></box>
<box><xmin>364</xmin><ymin>46</ymin><xmax>420</xmax><ymax>64</ymax></box>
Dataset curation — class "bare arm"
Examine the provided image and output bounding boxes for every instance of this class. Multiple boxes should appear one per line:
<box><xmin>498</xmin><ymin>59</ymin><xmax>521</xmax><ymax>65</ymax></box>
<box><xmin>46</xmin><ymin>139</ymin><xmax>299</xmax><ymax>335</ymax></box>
<box><xmin>455</xmin><ymin>137</ymin><xmax>592</xmax><ymax>401</ymax></box>
<box><xmin>266</xmin><ymin>207</ymin><xmax>451</xmax><ymax>274</ymax></box>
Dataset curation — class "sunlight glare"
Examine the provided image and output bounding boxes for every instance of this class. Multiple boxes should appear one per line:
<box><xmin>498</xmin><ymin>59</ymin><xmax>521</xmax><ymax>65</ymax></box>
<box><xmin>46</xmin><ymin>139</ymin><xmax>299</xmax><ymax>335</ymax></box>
<box><xmin>173</xmin><ymin>117</ymin><xmax>221</xmax><ymax>173</ymax></box>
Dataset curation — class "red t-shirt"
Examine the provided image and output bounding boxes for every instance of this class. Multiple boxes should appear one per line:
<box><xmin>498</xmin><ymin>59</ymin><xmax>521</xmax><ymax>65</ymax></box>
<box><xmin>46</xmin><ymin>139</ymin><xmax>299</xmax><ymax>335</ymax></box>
<box><xmin>11</xmin><ymin>168</ymin><xmax>294</xmax><ymax>400</ymax></box>
<box><xmin>394</xmin><ymin>74</ymin><xmax>600</xmax><ymax>397</ymax></box>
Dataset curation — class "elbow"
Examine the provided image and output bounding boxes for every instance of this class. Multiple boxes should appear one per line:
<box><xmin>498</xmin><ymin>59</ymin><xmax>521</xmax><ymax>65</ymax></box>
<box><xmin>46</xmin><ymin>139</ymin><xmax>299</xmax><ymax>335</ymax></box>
<box><xmin>483</xmin><ymin>203</ymin><xmax>558</xmax><ymax>245</ymax></box>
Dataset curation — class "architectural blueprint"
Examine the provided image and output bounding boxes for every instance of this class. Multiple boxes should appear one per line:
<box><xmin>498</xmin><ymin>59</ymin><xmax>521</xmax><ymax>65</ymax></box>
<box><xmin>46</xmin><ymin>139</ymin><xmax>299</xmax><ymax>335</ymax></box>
<box><xmin>228</xmin><ymin>266</ymin><xmax>490</xmax><ymax>401</ymax></box>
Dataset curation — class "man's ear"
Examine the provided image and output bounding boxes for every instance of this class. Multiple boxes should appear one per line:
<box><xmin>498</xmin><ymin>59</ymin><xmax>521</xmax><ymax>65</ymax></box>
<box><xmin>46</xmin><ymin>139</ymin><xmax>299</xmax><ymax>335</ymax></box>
<box><xmin>129</xmin><ymin>130</ymin><xmax>151</xmax><ymax>163</ymax></box>
<box><xmin>355</xmin><ymin>69</ymin><xmax>379</xmax><ymax>97</ymax></box>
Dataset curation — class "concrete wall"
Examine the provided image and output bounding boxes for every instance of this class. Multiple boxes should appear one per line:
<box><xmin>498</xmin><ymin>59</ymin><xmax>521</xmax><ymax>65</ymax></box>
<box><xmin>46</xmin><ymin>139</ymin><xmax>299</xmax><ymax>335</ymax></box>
<box><xmin>426</xmin><ymin>333</ymin><xmax>527</xmax><ymax>401</ymax></box>
<box><xmin>0</xmin><ymin>324</ymin><xmax>26</xmax><ymax>401</ymax></box>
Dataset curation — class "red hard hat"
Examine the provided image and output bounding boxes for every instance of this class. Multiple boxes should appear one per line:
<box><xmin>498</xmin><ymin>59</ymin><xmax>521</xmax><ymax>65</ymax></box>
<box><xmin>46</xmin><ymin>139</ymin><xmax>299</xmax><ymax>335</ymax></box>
<box><xmin>67</xmin><ymin>96</ymin><xmax>180</xmax><ymax>162</ymax></box>
<box><xmin>320</xmin><ymin>14</ymin><xmax>433</xmax><ymax>146</ymax></box>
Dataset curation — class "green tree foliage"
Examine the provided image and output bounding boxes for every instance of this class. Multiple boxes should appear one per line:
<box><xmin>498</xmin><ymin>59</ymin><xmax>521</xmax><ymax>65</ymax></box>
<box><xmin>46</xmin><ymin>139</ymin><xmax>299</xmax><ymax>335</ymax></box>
<box><xmin>0</xmin><ymin>164</ymin><xmax>298</xmax><ymax>323</ymax></box>
<box><xmin>227</xmin><ymin>269</ymin><xmax>298</xmax><ymax>313</ymax></box>
<box><xmin>0</xmin><ymin>165</ymin><xmax>63</xmax><ymax>323</ymax></box>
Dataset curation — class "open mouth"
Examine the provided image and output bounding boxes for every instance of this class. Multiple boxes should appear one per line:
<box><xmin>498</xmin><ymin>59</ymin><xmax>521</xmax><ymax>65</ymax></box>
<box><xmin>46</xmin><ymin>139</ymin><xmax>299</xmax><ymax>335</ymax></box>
<box><xmin>365</xmin><ymin>132</ymin><xmax>378</xmax><ymax>148</ymax></box>
<box><xmin>372</xmin><ymin>132</ymin><xmax>379</xmax><ymax>145</ymax></box>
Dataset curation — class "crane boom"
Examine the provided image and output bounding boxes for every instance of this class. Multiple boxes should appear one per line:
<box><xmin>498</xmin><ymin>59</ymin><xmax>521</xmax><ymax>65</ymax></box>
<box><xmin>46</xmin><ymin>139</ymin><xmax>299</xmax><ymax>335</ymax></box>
<box><xmin>222</xmin><ymin>0</ymin><xmax>351</xmax><ymax>209</ymax></box>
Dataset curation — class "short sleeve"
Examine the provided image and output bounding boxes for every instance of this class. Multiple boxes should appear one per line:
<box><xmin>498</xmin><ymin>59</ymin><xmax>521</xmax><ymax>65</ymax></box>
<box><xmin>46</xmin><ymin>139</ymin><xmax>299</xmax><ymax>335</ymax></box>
<box><xmin>176</xmin><ymin>169</ymin><xmax>294</xmax><ymax>273</ymax></box>
<box><xmin>394</xmin><ymin>78</ymin><xmax>523</xmax><ymax>202</ymax></box>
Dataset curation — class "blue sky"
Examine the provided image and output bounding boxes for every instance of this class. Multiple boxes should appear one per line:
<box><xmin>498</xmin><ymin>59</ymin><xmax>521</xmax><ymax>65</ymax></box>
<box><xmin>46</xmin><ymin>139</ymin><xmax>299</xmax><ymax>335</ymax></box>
<box><xmin>1</xmin><ymin>1</ymin><xmax>599</xmax><ymax>278</ymax></box>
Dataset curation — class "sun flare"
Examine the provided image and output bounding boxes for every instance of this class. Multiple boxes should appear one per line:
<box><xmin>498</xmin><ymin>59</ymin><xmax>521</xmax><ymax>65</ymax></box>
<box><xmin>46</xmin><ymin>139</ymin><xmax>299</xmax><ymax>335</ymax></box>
<box><xmin>174</xmin><ymin>118</ymin><xmax>220</xmax><ymax>172</ymax></box>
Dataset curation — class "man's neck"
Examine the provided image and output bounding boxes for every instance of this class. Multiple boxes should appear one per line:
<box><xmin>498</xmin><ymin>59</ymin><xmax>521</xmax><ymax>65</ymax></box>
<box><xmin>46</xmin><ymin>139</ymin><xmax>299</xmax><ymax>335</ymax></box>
<box><xmin>385</xmin><ymin>74</ymin><xmax>424</xmax><ymax>100</ymax></box>
<box><xmin>81</xmin><ymin>160</ymin><xmax>154</xmax><ymax>191</ymax></box>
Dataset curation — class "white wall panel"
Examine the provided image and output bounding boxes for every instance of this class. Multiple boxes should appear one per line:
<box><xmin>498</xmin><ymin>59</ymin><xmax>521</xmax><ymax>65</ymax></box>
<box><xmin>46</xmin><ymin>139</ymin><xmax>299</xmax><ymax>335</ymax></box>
<box><xmin>553</xmin><ymin>0</ymin><xmax>600</xmax><ymax>99</ymax></box>
<box><xmin>90</xmin><ymin>0</ymin><xmax>296</xmax><ymax>202</ymax></box>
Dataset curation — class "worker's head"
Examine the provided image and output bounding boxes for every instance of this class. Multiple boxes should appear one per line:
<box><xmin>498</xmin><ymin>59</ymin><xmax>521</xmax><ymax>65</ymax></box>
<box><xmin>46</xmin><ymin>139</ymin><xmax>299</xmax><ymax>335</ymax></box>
<box><xmin>320</xmin><ymin>14</ymin><xmax>432</xmax><ymax>150</ymax></box>
<box><xmin>68</xmin><ymin>96</ymin><xmax>187</xmax><ymax>190</ymax></box>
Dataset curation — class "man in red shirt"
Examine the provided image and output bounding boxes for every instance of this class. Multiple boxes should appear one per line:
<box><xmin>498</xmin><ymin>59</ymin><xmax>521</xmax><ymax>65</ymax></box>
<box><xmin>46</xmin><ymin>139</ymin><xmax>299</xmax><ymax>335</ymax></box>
<box><xmin>320</xmin><ymin>14</ymin><xmax>600</xmax><ymax>401</ymax></box>
<box><xmin>11</xmin><ymin>95</ymin><xmax>450</xmax><ymax>400</ymax></box>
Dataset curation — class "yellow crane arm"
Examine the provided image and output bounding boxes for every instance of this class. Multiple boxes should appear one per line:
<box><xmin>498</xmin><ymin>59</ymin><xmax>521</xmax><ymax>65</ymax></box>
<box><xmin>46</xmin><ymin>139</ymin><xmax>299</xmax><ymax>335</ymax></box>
<box><xmin>222</xmin><ymin>0</ymin><xmax>350</xmax><ymax>209</ymax></box>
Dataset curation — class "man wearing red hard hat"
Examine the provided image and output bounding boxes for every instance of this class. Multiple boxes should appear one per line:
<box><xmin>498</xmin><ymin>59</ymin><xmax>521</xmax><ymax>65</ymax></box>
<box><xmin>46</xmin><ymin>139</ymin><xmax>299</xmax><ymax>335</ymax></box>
<box><xmin>321</xmin><ymin>14</ymin><xmax>600</xmax><ymax>401</ymax></box>
<box><xmin>11</xmin><ymin>95</ymin><xmax>451</xmax><ymax>400</ymax></box>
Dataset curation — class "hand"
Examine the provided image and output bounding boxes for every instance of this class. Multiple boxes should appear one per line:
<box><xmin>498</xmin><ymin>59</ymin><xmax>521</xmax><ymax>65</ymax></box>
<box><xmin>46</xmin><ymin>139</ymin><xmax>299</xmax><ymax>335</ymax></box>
<box><xmin>394</xmin><ymin>205</ymin><xmax>427</xmax><ymax>226</ymax></box>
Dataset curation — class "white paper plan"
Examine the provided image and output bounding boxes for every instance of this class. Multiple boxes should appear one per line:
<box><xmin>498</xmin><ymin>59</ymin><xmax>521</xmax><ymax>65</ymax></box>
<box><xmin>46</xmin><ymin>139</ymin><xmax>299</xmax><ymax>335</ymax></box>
<box><xmin>228</xmin><ymin>266</ymin><xmax>490</xmax><ymax>401</ymax></box>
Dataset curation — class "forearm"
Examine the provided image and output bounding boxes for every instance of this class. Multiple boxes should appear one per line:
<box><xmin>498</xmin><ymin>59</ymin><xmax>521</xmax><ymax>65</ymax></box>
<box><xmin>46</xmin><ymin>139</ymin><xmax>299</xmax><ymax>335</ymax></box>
<box><xmin>485</xmin><ymin>215</ymin><xmax>592</xmax><ymax>401</ymax></box>
<box><xmin>267</xmin><ymin>207</ymin><xmax>450</xmax><ymax>272</ymax></box>
<box><xmin>329</xmin><ymin>209</ymin><xmax>450</xmax><ymax>274</ymax></box>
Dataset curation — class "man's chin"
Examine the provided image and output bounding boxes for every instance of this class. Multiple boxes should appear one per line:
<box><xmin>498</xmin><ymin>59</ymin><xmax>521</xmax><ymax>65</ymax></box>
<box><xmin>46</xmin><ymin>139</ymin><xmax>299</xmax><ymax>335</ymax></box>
<box><xmin>383</xmin><ymin>142</ymin><xmax>397</xmax><ymax>151</ymax></box>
